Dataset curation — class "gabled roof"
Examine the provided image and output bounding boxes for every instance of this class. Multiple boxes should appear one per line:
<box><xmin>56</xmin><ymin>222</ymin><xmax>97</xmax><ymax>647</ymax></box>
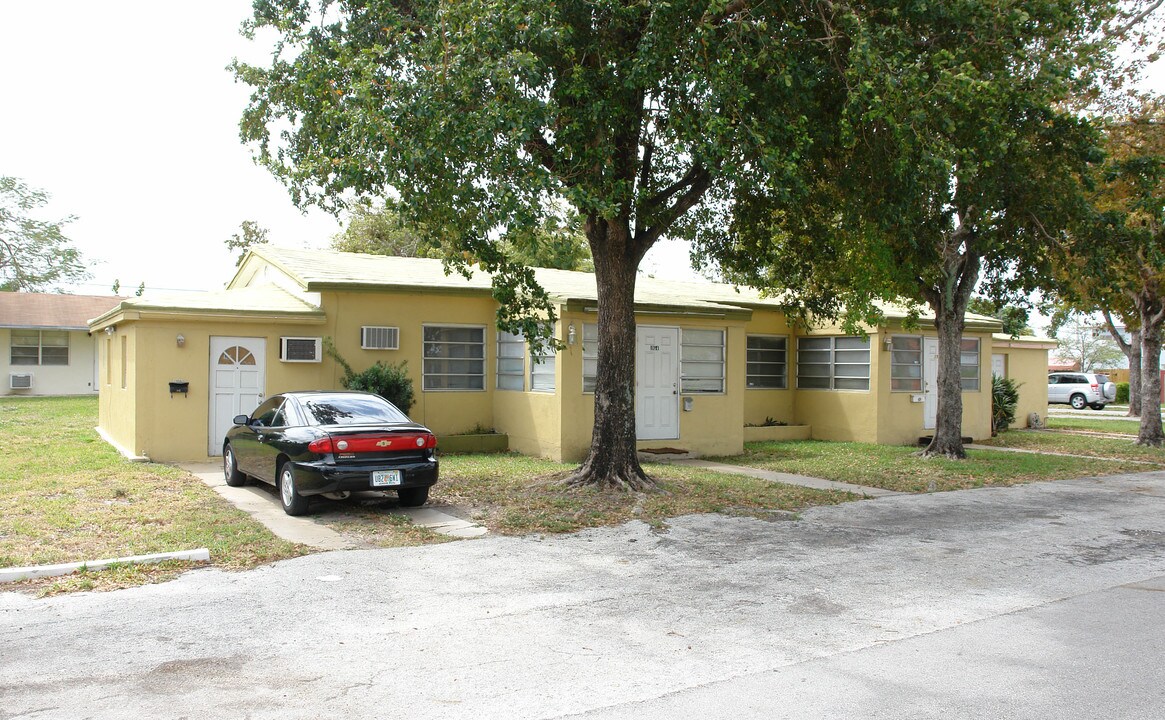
<box><xmin>88</xmin><ymin>284</ymin><xmax>326</xmax><ymax>329</ymax></box>
<box><xmin>236</xmin><ymin>246</ymin><xmax>1003</xmax><ymax>329</ymax></box>
<box><xmin>0</xmin><ymin>292</ymin><xmax>123</xmax><ymax>330</ymax></box>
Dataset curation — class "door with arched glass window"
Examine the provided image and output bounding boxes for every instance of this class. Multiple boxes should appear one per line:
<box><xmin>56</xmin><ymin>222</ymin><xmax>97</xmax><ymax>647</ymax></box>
<box><xmin>208</xmin><ymin>337</ymin><xmax>266</xmax><ymax>455</ymax></box>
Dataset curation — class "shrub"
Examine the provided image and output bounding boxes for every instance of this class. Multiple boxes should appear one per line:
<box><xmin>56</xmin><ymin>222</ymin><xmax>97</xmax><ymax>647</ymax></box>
<box><xmin>323</xmin><ymin>338</ymin><xmax>415</xmax><ymax>415</ymax></box>
<box><xmin>991</xmin><ymin>374</ymin><xmax>1021</xmax><ymax>435</ymax></box>
<box><xmin>1116</xmin><ymin>382</ymin><xmax>1130</xmax><ymax>404</ymax></box>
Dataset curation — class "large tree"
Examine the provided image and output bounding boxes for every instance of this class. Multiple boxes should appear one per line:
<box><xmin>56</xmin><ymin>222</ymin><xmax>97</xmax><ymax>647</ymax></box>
<box><xmin>234</xmin><ymin>0</ymin><xmax>843</xmax><ymax>488</ymax></box>
<box><xmin>1071</xmin><ymin>96</ymin><xmax>1165</xmax><ymax>445</ymax></box>
<box><xmin>0</xmin><ymin>176</ymin><xmax>86</xmax><ymax>291</ymax></box>
<box><xmin>704</xmin><ymin>0</ymin><xmax>1115</xmax><ymax>459</ymax></box>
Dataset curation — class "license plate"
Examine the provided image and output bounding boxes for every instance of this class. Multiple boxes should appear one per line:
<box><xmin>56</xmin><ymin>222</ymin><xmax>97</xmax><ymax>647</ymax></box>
<box><xmin>371</xmin><ymin>470</ymin><xmax>402</xmax><ymax>487</ymax></box>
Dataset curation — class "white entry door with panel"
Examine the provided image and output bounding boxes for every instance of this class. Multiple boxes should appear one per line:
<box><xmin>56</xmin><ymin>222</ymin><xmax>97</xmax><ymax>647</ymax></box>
<box><xmin>923</xmin><ymin>336</ymin><xmax>939</xmax><ymax>430</ymax></box>
<box><xmin>209</xmin><ymin>337</ymin><xmax>266</xmax><ymax>455</ymax></box>
<box><xmin>636</xmin><ymin>327</ymin><xmax>679</xmax><ymax>440</ymax></box>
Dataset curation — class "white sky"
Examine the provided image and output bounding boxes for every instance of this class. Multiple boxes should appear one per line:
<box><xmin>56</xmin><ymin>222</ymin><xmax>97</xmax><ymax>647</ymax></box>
<box><xmin>1</xmin><ymin>2</ymin><xmax>1159</xmax><ymax>298</ymax></box>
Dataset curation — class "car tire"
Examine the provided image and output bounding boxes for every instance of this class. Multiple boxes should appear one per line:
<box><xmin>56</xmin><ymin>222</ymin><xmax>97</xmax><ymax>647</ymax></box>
<box><xmin>278</xmin><ymin>464</ymin><xmax>310</xmax><ymax>516</ymax></box>
<box><xmin>223</xmin><ymin>444</ymin><xmax>247</xmax><ymax>487</ymax></box>
<box><xmin>397</xmin><ymin>486</ymin><xmax>429</xmax><ymax>508</ymax></box>
<box><xmin>1090</xmin><ymin>403</ymin><xmax>1106</xmax><ymax>410</ymax></box>
<box><xmin>1069</xmin><ymin>393</ymin><xmax>1088</xmax><ymax>410</ymax></box>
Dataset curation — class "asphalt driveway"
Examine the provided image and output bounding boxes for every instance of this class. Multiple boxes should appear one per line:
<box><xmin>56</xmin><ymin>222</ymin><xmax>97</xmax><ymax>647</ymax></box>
<box><xmin>3</xmin><ymin>471</ymin><xmax>1164</xmax><ymax>719</ymax></box>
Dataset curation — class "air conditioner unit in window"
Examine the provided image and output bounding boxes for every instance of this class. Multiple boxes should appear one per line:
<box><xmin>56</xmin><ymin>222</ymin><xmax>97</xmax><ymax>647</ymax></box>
<box><xmin>280</xmin><ymin>337</ymin><xmax>322</xmax><ymax>363</ymax></box>
<box><xmin>361</xmin><ymin>326</ymin><xmax>400</xmax><ymax>350</ymax></box>
<box><xmin>9</xmin><ymin>373</ymin><xmax>33</xmax><ymax>390</ymax></box>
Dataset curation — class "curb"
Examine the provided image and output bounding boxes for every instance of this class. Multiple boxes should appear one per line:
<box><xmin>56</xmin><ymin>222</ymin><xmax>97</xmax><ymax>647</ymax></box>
<box><xmin>0</xmin><ymin>548</ymin><xmax>211</xmax><ymax>584</ymax></box>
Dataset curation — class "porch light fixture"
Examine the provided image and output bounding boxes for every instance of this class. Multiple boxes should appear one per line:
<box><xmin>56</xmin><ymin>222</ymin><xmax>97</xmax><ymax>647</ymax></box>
<box><xmin>103</xmin><ymin>326</ymin><xmax>116</xmax><ymax>335</ymax></box>
<box><xmin>567</xmin><ymin>323</ymin><xmax>577</xmax><ymax>345</ymax></box>
<box><xmin>882</xmin><ymin>336</ymin><xmax>893</xmax><ymax>352</ymax></box>
<box><xmin>176</xmin><ymin>334</ymin><xmax>186</xmax><ymax>348</ymax></box>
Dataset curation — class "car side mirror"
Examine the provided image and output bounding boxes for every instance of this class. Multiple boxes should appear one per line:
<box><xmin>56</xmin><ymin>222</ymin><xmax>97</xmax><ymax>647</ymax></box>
<box><xmin>232</xmin><ymin>414</ymin><xmax>249</xmax><ymax>426</ymax></box>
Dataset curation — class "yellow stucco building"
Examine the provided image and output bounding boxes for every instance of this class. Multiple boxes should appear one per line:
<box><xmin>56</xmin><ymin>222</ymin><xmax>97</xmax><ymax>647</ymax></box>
<box><xmin>89</xmin><ymin>247</ymin><xmax>1051</xmax><ymax>463</ymax></box>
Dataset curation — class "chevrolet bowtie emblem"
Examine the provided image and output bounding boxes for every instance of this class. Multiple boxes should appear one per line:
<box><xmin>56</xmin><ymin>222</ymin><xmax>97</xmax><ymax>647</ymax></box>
<box><xmin>376</xmin><ymin>440</ymin><xmax>391</xmax><ymax>447</ymax></box>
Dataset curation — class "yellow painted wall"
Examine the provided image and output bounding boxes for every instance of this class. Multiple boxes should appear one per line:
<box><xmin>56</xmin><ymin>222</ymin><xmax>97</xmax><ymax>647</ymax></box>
<box><xmin>993</xmin><ymin>340</ymin><xmax>1053</xmax><ymax>428</ymax></box>
<box><xmin>97</xmin><ymin>326</ymin><xmax>138</xmax><ymax>457</ymax></box>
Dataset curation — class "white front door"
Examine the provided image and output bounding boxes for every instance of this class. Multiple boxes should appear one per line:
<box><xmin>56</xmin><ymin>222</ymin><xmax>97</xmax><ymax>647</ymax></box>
<box><xmin>636</xmin><ymin>326</ymin><xmax>679</xmax><ymax>440</ymax></box>
<box><xmin>923</xmin><ymin>336</ymin><xmax>939</xmax><ymax>430</ymax></box>
<box><xmin>992</xmin><ymin>353</ymin><xmax>1006</xmax><ymax>380</ymax></box>
<box><xmin>209</xmin><ymin>337</ymin><xmax>266</xmax><ymax>456</ymax></box>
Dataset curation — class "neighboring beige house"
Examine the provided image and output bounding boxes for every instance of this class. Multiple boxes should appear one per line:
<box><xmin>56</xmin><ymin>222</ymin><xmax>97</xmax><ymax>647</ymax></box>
<box><xmin>89</xmin><ymin>247</ymin><xmax>1050</xmax><ymax>463</ymax></box>
<box><xmin>1</xmin><ymin>293</ymin><xmax>122</xmax><ymax>397</ymax></box>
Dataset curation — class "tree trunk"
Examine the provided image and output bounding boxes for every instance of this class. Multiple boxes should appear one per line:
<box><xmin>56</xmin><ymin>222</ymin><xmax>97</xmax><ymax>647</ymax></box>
<box><xmin>918</xmin><ymin>227</ymin><xmax>979</xmax><ymax>460</ymax></box>
<box><xmin>564</xmin><ymin>218</ymin><xmax>656</xmax><ymax>491</ymax></box>
<box><xmin>1137</xmin><ymin>314</ymin><xmax>1164</xmax><ymax>447</ymax></box>
<box><xmin>1129</xmin><ymin>330</ymin><xmax>1142</xmax><ymax>417</ymax></box>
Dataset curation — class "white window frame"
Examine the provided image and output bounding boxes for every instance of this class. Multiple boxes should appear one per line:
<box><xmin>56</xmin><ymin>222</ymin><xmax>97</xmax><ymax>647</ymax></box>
<box><xmin>10</xmin><ymin>329</ymin><xmax>69</xmax><ymax>366</ymax></box>
<box><xmin>530</xmin><ymin>322</ymin><xmax>557</xmax><ymax>393</ymax></box>
<box><xmin>960</xmin><ymin>337</ymin><xmax>981</xmax><ymax>392</ymax></box>
<box><xmin>745</xmin><ymin>335</ymin><xmax>787</xmax><ymax>389</ymax></box>
<box><xmin>280</xmin><ymin>337</ymin><xmax>322</xmax><ymax>363</ymax></box>
<box><xmin>796</xmin><ymin>336</ymin><xmax>871</xmax><ymax>391</ymax></box>
<box><xmin>680</xmin><ymin>328</ymin><xmax>725</xmax><ymax>394</ymax></box>
<box><xmin>582</xmin><ymin>322</ymin><xmax>598</xmax><ymax>393</ymax></box>
<box><xmin>496</xmin><ymin>330</ymin><xmax>525</xmax><ymax>391</ymax></box>
<box><xmin>890</xmin><ymin>335</ymin><xmax>923</xmax><ymax>392</ymax></box>
<box><xmin>422</xmin><ymin>324</ymin><xmax>486</xmax><ymax>392</ymax></box>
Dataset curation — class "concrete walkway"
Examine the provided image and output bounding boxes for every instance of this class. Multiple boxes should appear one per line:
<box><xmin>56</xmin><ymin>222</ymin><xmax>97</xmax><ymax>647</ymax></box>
<box><xmin>671</xmin><ymin>458</ymin><xmax>902</xmax><ymax>498</ymax></box>
<box><xmin>179</xmin><ymin>464</ymin><xmax>486</xmax><ymax>550</ymax></box>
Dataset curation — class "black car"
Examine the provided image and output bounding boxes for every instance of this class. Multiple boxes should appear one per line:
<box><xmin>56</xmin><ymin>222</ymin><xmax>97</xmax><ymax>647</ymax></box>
<box><xmin>223</xmin><ymin>391</ymin><xmax>438</xmax><ymax>516</ymax></box>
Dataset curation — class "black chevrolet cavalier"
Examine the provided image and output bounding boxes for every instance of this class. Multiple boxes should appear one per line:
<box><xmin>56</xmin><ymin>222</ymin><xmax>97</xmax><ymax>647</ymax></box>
<box><xmin>224</xmin><ymin>391</ymin><xmax>438</xmax><ymax>516</ymax></box>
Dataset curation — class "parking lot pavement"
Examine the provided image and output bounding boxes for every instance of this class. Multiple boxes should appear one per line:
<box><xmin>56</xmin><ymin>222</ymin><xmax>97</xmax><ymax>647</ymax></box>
<box><xmin>3</xmin><ymin>471</ymin><xmax>1165</xmax><ymax>719</ymax></box>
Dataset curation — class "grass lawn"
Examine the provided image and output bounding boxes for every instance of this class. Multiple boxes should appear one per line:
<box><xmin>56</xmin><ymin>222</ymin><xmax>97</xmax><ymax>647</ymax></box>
<box><xmin>0</xmin><ymin>396</ymin><xmax>310</xmax><ymax>595</ymax></box>
<box><xmin>977</xmin><ymin>429</ymin><xmax>1165</xmax><ymax>464</ymax></box>
<box><xmin>1045</xmin><ymin>416</ymin><xmax>1140</xmax><ymax>435</ymax></box>
<box><xmin>713</xmin><ymin>440</ymin><xmax>1154</xmax><ymax>493</ymax></box>
<box><xmin>2</xmin><ymin>396</ymin><xmax>854</xmax><ymax>595</ymax></box>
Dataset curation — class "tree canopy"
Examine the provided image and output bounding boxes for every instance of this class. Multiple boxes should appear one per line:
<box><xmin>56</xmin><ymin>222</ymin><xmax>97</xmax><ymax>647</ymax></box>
<box><xmin>234</xmin><ymin>0</ymin><xmax>844</xmax><ymax>488</ymax></box>
<box><xmin>0</xmin><ymin>176</ymin><xmax>86</xmax><ymax>292</ymax></box>
<box><xmin>703</xmin><ymin>0</ymin><xmax>1118</xmax><ymax>458</ymax></box>
<box><xmin>226</xmin><ymin>220</ymin><xmax>271</xmax><ymax>266</ymax></box>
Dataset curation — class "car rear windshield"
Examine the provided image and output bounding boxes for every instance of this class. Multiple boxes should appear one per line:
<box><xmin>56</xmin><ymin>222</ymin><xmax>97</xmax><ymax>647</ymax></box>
<box><xmin>302</xmin><ymin>395</ymin><xmax>411</xmax><ymax>426</ymax></box>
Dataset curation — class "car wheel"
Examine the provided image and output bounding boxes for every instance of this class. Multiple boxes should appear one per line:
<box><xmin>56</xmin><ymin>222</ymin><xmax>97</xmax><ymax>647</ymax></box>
<box><xmin>1069</xmin><ymin>393</ymin><xmax>1087</xmax><ymax>410</ymax></box>
<box><xmin>278</xmin><ymin>464</ymin><xmax>310</xmax><ymax>516</ymax></box>
<box><xmin>223</xmin><ymin>444</ymin><xmax>247</xmax><ymax>487</ymax></box>
<box><xmin>397</xmin><ymin>486</ymin><xmax>429</xmax><ymax>508</ymax></box>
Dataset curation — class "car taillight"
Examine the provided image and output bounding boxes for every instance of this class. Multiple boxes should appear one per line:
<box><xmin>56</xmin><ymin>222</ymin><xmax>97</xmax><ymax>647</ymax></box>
<box><xmin>308</xmin><ymin>437</ymin><xmax>334</xmax><ymax>453</ymax></box>
<box><xmin>1091</xmin><ymin>383</ymin><xmax>1099</xmax><ymax>391</ymax></box>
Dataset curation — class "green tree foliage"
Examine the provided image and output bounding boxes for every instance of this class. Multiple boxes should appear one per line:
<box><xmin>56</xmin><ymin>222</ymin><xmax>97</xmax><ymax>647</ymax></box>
<box><xmin>331</xmin><ymin>201</ymin><xmax>441</xmax><ymax>258</ymax></box>
<box><xmin>967</xmin><ymin>297</ymin><xmax>1034</xmax><ymax>338</ymax></box>
<box><xmin>705</xmin><ymin>0</ymin><xmax>1117</xmax><ymax>459</ymax></box>
<box><xmin>233</xmin><ymin>1</ymin><xmax>845</xmax><ymax>489</ymax></box>
<box><xmin>0</xmin><ymin>176</ymin><xmax>86</xmax><ymax>291</ymax></box>
<box><xmin>226</xmin><ymin>220</ymin><xmax>270</xmax><ymax>266</ymax></box>
<box><xmin>1062</xmin><ymin>94</ymin><xmax>1165</xmax><ymax>445</ymax></box>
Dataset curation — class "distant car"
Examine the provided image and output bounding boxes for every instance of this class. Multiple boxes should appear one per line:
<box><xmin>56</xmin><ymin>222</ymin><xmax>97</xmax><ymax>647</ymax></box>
<box><xmin>223</xmin><ymin>391</ymin><xmax>438</xmax><ymax>515</ymax></box>
<box><xmin>1047</xmin><ymin>372</ymin><xmax>1117</xmax><ymax>411</ymax></box>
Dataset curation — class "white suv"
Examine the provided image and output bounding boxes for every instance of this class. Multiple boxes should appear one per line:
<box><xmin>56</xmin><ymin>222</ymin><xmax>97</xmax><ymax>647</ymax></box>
<box><xmin>1048</xmin><ymin>372</ymin><xmax>1117</xmax><ymax>410</ymax></box>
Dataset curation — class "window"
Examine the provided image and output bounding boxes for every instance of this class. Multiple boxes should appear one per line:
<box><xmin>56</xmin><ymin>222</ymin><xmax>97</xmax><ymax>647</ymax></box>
<box><xmin>797</xmin><ymin>336</ymin><xmax>870</xmax><ymax>390</ymax></box>
<box><xmin>10</xmin><ymin>330</ymin><xmax>69</xmax><ymax>366</ymax></box>
<box><xmin>890</xmin><ymin>336</ymin><xmax>922</xmax><ymax>391</ymax></box>
<box><xmin>582</xmin><ymin>323</ymin><xmax>598</xmax><ymax>392</ymax></box>
<box><xmin>681</xmin><ymin>328</ymin><xmax>725</xmax><ymax>393</ymax></box>
<box><xmin>280</xmin><ymin>337</ymin><xmax>321</xmax><ymax>362</ymax></box>
<box><xmin>361</xmin><ymin>326</ymin><xmax>400</xmax><ymax>350</ymax></box>
<box><xmin>530</xmin><ymin>323</ymin><xmax>557</xmax><ymax>392</ymax></box>
<box><xmin>423</xmin><ymin>325</ymin><xmax>485</xmax><ymax>390</ymax></box>
<box><xmin>497</xmin><ymin>330</ymin><xmax>525</xmax><ymax>391</ymax></box>
<box><xmin>746</xmin><ymin>335</ymin><xmax>787</xmax><ymax>389</ymax></box>
<box><xmin>960</xmin><ymin>337</ymin><xmax>981</xmax><ymax>391</ymax></box>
